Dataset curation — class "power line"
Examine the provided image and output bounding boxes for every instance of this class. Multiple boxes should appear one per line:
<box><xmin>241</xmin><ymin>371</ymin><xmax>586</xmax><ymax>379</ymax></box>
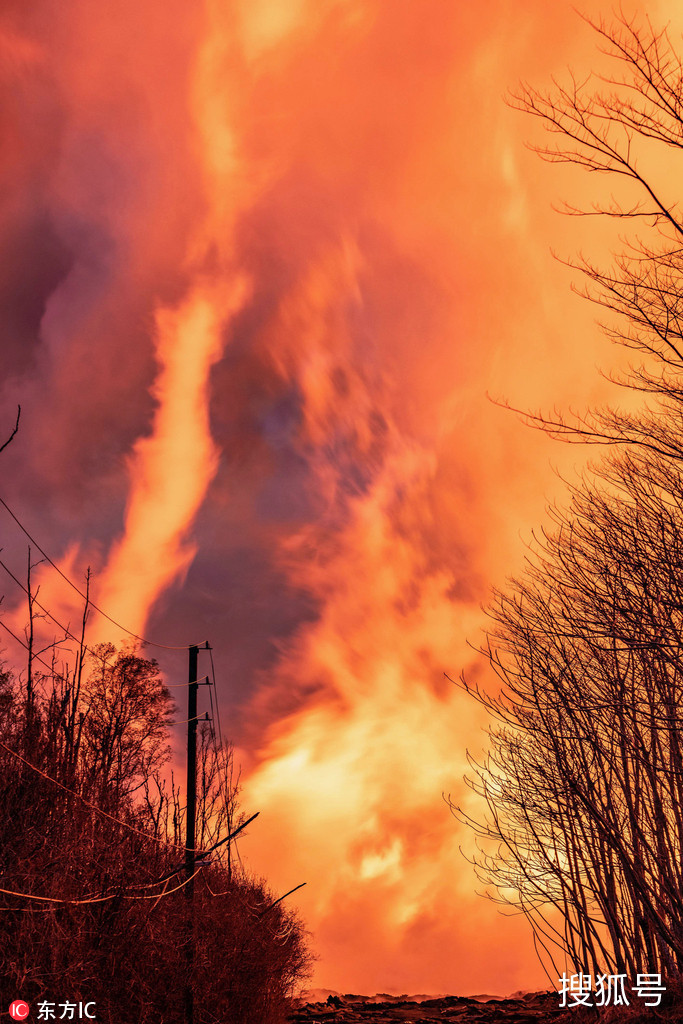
<box><xmin>0</xmin><ymin>616</ymin><xmax>71</xmax><ymax>678</ymax></box>
<box><xmin>0</xmin><ymin>733</ymin><xmax>257</xmax><ymax>865</ymax></box>
<box><xmin>0</xmin><ymin>611</ymin><xmax>213</xmax><ymax>754</ymax></box>
<box><xmin>0</xmin><ymin>568</ymin><xmax>217</xmax><ymax>698</ymax></box>
<box><xmin>206</xmin><ymin>648</ymin><xmax>237</xmax><ymax>861</ymax></box>
<box><xmin>127</xmin><ymin>869</ymin><xmax>203</xmax><ymax>900</ymax></box>
<box><xmin>0</xmin><ymin>556</ymin><xmax>109</xmax><ymax>667</ymax></box>
<box><xmin>0</xmin><ymin>623</ymin><xmax>225</xmax><ymax>850</ymax></box>
<box><xmin>0</xmin><ymin>737</ymin><xmax>188</xmax><ymax>853</ymax></box>
<box><xmin>0</xmin><ymin>867</ymin><xmax>204</xmax><ymax>909</ymax></box>
<box><xmin>0</xmin><ymin>886</ymin><xmax>113</xmax><ymax>906</ymax></box>
<box><xmin>205</xmin><ymin>681</ymin><xmax>232</xmax><ymax>830</ymax></box>
<box><xmin>0</xmin><ymin>560</ymin><xmax>223</xmax><ymax>697</ymax></box>
<box><xmin>0</xmin><ymin>607</ymin><xmax>200</xmax><ymax>711</ymax></box>
<box><xmin>0</xmin><ymin>549</ymin><xmax>271</xmax><ymax>942</ymax></box>
<box><xmin>174</xmin><ymin>713</ymin><xmax>211</xmax><ymax>726</ymax></box>
<box><xmin>0</xmin><ymin>535</ymin><xmax>262</xmax><ymax>911</ymax></box>
<box><xmin>0</xmin><ymin>492</ymin><xmax>201</xmax><ymax>651</ymax></box>
<box><xmin>0</xmin><ymin>808</ymin><xmax>260</xmax><ymax>912</ymax></box>
<box><xmin>133</xmin><ymin>812</ymin><xmax>260</xmax><ymax>890</ymax></box>
<box><xmin>208</xmin><ymin>647</ymin><xmax>226</xmax><ymax>754</ymax></box>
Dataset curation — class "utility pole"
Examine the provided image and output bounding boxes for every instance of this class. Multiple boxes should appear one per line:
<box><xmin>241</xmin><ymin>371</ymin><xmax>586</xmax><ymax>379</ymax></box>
<box><xmin>185</xmin><ymin>644</ymin><xmax>199</xmax><ymax>890</ymax></box>
<box><xmin>184</xmin><ymin>644</ymin><xmax>199</xmax><ymax>1024</ymax></box>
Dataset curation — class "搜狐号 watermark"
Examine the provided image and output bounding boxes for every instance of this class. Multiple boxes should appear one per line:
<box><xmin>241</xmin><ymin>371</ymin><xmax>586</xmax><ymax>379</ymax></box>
<box><xmin>558</xmin><ymin>973</ymin><xmax>666</xmax><ymax>1008</ymax></box>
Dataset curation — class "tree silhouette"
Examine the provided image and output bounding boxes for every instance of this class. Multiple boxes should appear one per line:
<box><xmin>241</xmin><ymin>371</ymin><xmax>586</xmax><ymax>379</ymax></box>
<box><xmin>0</xmin><ymin>611</ymin><xmax>311</xmax><ymax>1021</ymax></box>
<box><xmin>453</xmin><ymin>11</ymin><xmax>683</xmax><ymax>1000</ymax></box>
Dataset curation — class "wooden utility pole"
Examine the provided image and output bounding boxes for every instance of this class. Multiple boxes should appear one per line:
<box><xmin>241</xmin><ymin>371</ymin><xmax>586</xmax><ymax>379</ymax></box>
<box><xmin>184</xmin><ymin>644</ymin><xmax>199</xmax><ymax>1024</ymax></box>
<box><xmin>185</xmin><ymin>644</ymin><xmax>199</xmax><ymax>888</ymax></box>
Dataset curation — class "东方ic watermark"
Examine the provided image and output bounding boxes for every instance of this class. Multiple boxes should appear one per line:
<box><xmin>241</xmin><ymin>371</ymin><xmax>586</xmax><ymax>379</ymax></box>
<box><xmin>9</xmin><ymin>1003</ymin><xmax>97</xmax><ymax>1021</ymax></box>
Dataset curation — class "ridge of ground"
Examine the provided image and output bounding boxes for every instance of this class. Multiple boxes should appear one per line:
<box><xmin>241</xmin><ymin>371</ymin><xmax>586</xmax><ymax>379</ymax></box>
<box><xmin>288</xmin><ymin>990</ymin><xmax>576</xmax><ymax>1023</ymax></box>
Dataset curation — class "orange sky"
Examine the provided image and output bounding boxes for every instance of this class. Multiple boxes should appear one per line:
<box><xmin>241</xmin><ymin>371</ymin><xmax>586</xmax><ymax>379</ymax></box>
<box><xmin>0</xmin><ymin>0</ymin><xmax>679</xmax><ymax>997</ymax></box>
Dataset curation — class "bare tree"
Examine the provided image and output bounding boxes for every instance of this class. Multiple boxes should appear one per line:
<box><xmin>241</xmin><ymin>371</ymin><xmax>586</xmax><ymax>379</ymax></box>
<box><xmin>80</xmin><ymin>644</ymin><xmax>175</xmax><ymax>806</ymax></box>
<box><xmin>505</xmin><ymin>12</ymin><xmax>683</xmax><ymax>455</ymax></box>
<box><xmin>0</xmin><ymin>587</ymin><xmax>311</xmax><ymax>1020</ymax></box>
<box><xmin>452</xmin><ymin>11</ymin><xmax>683</xmax><ymax>997</ymax></box>
<box><xmin>453</xmin><ymin>444</ymin><xmax>683</xmax><ymax>980</ymax></box>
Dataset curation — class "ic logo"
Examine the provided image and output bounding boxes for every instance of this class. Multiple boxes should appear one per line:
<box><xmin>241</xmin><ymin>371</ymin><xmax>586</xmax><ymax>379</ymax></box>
<box><xmin>9</xmin><ymin>1002</ymin><xmax>30</xmax><ymax>1020</ymax></box>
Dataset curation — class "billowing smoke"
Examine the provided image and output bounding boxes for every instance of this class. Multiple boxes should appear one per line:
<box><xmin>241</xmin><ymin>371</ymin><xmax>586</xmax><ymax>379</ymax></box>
<box><xmin>1</xmin><ymin>0</ymin><xmax>671</xmax><ymax>995</ymax></box>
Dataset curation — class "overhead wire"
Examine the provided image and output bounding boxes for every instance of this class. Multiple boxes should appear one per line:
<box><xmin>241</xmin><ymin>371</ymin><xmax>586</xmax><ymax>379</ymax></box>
<box><xmin>129</xmin><ymin>812</ymin><xmax>260</xmax><ymax>890</ymax></box>
<box><xmin>0</xmin><ymin>632</ymin><xmax>220</xmax><ymax>850</ymax></box>
<box><xmin>164</xmin><ymin>676</ymin><xmax>210</xmax><ymax>688</ymax></box>
<box><xmin>0</xmin><ymin>492</ymin><xmax>200</xmax><ymax>650</ymax></box>
<box><xmin>0</xmin><ymin>616</ymin><xmax>72</xmax><ymax>678</ymax></box>
<box><xmin>205</xmin><ymin>679</ymin><xmax>236</xmax><ymax>851</ymax></box>
<box><xmin>0</xmin><ymin>774</ymin><xmax>260</xmax><ymax>910</ymax></box>
<box><xmin>0</xmin><ymin>599</ymin><xmax>202</xmax><ymax>736</ymax></box>
<box><xmin>0</xmin><ymin>634</ymin><xmax>254</xmax><ymax>891</ymax></box>
<box><xmin>0</xmin><ymin>556</ymin><xmax>107</xmax><ymax>667</ymax></box>
<box><xmin>173</xmin><ymin>713</ymin><xmax>211</xmax><ymax>726</ymax></box>
<box><xmin>206</xmin><ymin>646</ymin><xmax>242</xmax><ymax>872</ymax></box>
<box><xmin>208</xmin><ymin>647</ymin><xmax>225</xmax><ymax>753</ymax></box>
<box><xmin>0</xmin><ymin>734</ymin><xmax>258</xmax><ymax>895</ymax></box>
<box><xmin>203</xmin><ymin>668</ymin><xmax>229</xmax><ymax>857</ymax></box>
<box><xmin>0</xmin><ymin>524</ymin><xmax>262</xmax><ymax>908</ymax></box>
<box><xmin>0</xmin><ymin>526</ymin><xmax>265</xmax><ymax>919</ymax></box>
<box><xmin>0</xmin><ymin>868</ymin><xmax>204</xmax><ymax>910</ymax></box>
<box><xmin>0</xmin><ymin>558</ymin><xmax>197</xmax><ymax>679</ymax></box>
<box><xmin>0</xmin><ymin>568</ymin><xmax>211</xmax><ymax>698</ymax></box>
<box><xmin>0</xmin><ymin>737</ymin><xmax>187</xmax><ymax>853</ymax></box>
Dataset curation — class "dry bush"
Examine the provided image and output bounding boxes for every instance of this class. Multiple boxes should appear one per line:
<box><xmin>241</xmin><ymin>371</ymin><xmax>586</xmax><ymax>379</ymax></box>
<box><xmin>0</xmin><ymin>644</ymin><xmax>312</xmax><ymax>1022</ymax></box>
<box><xmin>454</xmin><ymin>8</ymin><xmax>683</xmax><ymax>997</ymax></box>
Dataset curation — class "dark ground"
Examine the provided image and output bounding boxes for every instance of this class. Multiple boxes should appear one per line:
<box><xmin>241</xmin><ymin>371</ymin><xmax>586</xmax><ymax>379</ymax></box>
<box><xmin>288</xmin><ymin>991</ymin><xmax>584</xmax><ymax>1023</ymax></box>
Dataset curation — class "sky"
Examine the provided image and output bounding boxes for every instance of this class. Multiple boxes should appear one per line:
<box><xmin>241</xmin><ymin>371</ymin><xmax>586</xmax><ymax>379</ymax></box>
<box><xmin>0</xmin><ymin>0</ymin><xmax>679</xmax><ymax>998</ymax></box>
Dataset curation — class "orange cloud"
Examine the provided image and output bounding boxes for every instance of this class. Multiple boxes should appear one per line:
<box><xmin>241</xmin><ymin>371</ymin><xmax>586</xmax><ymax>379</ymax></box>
<box><xmin>3</xmin><ymin>0</ymin><xmax>679</xmax><ymax>997</ymax></box>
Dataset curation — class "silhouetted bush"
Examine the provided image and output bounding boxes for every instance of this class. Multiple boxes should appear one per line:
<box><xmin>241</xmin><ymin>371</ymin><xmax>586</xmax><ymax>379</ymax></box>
<box><xmin>0</xmin><ymin>644</ymin><xmax>312</xmax><ymax>1022</ymax></box>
